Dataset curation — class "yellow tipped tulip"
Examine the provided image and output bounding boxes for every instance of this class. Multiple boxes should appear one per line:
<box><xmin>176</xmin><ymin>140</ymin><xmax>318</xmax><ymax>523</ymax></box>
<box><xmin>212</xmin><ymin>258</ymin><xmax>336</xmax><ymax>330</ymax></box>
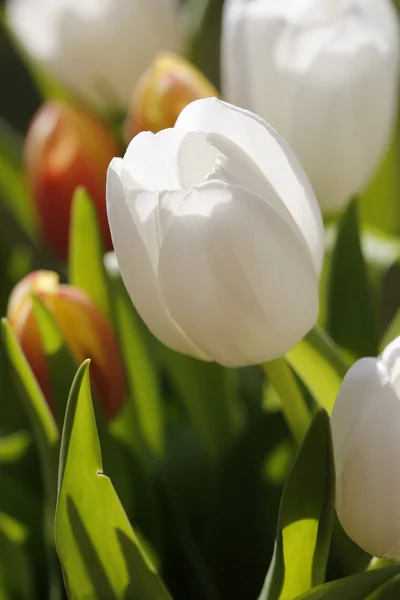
<box><xmin>125</xmin><ymin>52</ymin><xmax>218</xmax><ymax>140</ymax></box>
<box><xmin>8</xmin><ymin>271</ymin><xmax>126</xmax><ymax>421</ymax></box>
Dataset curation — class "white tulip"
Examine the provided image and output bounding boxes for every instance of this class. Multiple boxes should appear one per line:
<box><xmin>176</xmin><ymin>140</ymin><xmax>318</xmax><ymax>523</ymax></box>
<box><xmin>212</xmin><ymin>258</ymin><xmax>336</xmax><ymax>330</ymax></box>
<box><xmin>221</xmin><ymin>0</ymin><xmax>400</xmax><ymax>213</ymax></box>
<box><xmin>7</xmin><ymin>0</ymin><xmax>181</xmax><ymax>109</ymax></box>
<box><xmin>106</xmin><ymin>98</ymin><xmax>324</xmax><ymax>367</ymax></box>
<box><xmin>331</xmin><ymin>337</ymin><xmax>400</xmax><ymax>560</ymax></box>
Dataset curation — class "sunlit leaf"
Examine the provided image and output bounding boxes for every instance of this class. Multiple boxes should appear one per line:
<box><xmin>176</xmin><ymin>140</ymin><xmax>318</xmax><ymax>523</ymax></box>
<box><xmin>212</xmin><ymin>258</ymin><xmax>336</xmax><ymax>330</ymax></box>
<box><xmin>286</xmin><ymin>327</ymin><xmax>348</xmax><ymax>415</ymax></box>
<box><xmin>106</xmin><ymin>257</ymin><xmax>165</xmax><ymax>461</ymax></box>
<box><xmin>55</xmin><ymin>360</ymin><xmax>172</xmax><ymax>600</ymax></box>
<box><xmin>0</xmin><ymin>431</ymin><xmax>30</xmax><ymax>464</ymax></box>
<box><xmin>69</xmin><ymin>188</ymin><xmax>112</xmax><ymax>319</ymax></box>
<box><xmin>31</xmin><ymin>296</ymin><xmax>77</xmax><ymax>424</ymax></box>
<box><xmin>259</xmin><ymin>410</ymin><xmax>334</xmax><ymax>600</ymax></box>
<box><xmin>360</xmin><ymin>124</ymin><xmax>400</xmax><ymax>235</ymax></box>
<box><xmin>296</xmin><ymin>566</ymin><xmax>400</xmax><ymax>599</ymax></box>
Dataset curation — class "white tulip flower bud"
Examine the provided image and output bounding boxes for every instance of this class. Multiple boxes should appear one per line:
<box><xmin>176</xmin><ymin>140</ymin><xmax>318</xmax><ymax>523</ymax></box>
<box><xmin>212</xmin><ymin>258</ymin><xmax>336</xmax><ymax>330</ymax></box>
<box><xmin>106</xmin><ymin>98</ymin><xmax>324</xmax><ymax>367</ymax></box>
<box><xmin>221</xmin><ymin>0</ymin><xmax>400</xmax><ymax>213</ymax></box>
<box><xmin>331</xmin><ymin>337</ymin><xmax>400</xmax><ymax>560</ymax></box>
<box><xmin>7</xmin><ymin>0</ymin><xmax>181</xmax><ymax>109</ymax></box>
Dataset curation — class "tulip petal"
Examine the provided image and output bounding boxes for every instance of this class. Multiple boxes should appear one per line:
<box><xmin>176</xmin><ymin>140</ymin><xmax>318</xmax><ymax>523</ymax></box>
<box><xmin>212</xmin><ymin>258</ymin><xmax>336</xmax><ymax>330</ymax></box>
<box><xmin>107</xmin><ymin>160</ymin><xmax>208</xmax><ymax>360</ymax></box>
<box><xmin>158</xmin><ymin>180</ymin><xmax>319</xmax><ymax>367</ymax></box>
<box><xmin>331</xmin><ymin>357</ymin><xmax>400</xmax><ymax>560</ymax></box>
<box><xmin>121</xmin><ymin>129</ymin><xmax>218</xmax><ymax>192</ymax></box>
<box><xmin>175</xmin><ymin>97</ymin><xmax>324</xmax><ymax>275</ymax></box>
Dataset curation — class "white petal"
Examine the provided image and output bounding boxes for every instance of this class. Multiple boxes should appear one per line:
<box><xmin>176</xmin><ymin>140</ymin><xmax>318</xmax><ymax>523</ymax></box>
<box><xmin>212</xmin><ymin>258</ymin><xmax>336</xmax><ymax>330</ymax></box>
<box><xmin>176</xmin><ymin>98</ymin><xmax>324</xmax><ymax>275</ymax></box>
<box><xmin>121</xmin><ymin>129</ymin><xmax>218</xmax><ymax>192</ymax></box>
<box><xmin>106</xmin><ymin>160</ymin><xmax>208</xmax><ymax>360</ymax></box>
<box><xmin>331</xmin><ymin>358</ymin><xmax>400</xmax><ymax>560</ymax></box>
<box><xmin>8</xmin><ymin>0</ymin><xmax>181</xmax><ymax>108</ymax></box>
<box><xmin>158</xmin><ymin>180</ymin><xmax>319</xmax><ymax>367</ymax></box>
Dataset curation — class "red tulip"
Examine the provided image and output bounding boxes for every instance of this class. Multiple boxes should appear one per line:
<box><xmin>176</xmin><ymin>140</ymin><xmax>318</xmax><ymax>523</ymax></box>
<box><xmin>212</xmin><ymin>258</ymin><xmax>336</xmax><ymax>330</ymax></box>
<box><xmin>25</xmin><ymin>101</ymin><xmax>122</xmax><ymax>259</ymax></box>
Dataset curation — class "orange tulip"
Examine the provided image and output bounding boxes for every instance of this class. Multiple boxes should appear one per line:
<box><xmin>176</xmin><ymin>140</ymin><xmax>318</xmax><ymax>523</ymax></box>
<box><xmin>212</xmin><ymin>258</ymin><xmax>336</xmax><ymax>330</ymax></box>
<box><xmin>125</xmin><ymin>52</ymin><xmax>218</xmax><ymax>140</ymax></box>
<box><xmin>8</xmin><ymin>271</ymin><xmax>126</xmax><ymax>421</ymax></box>
<box><xmin>25</xmin><ymin>101</ymin><xmax>122</xmax><ymax>259</ymax></box>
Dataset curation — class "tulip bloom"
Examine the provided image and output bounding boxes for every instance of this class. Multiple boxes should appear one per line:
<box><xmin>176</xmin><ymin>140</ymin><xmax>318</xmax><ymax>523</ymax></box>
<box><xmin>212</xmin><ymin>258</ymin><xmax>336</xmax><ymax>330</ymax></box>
<box><xmin>7</xmin><ymin>271</ymin><xmax>126</xmax><ymax>421</ymax></box>
<box><xmin>221</xmin><ymin>0</ymin><xmax>400</xmax><ymax>213</ymax></box>
<box><xmin>107</xmin><ymin>98</ymin><xmax>324</xmax><ymax>367</ymax></box>
<box><xmin>125</xmin><ymin>53</ymin><xmax>218</xmax><ymax>140</ymax></box>
<box><xmin>331</xmin><ymin>337</ymin><xmax>400</xmax><ymax>560</ymax></box>
<box><xmin>25</xmin><ymin>101</ymin><xmax>121</xmax><ymax>259</ymax></box>
<box><xmin>7</xmin><ymin>0</ymin><xmax>182</xmax><ymax>109</ymax></box>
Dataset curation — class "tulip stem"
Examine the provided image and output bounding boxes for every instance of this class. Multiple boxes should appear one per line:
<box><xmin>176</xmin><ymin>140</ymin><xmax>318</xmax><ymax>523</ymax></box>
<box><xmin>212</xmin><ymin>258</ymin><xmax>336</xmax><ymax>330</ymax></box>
<box><xmin>368</xmin><ymin>556</ymin><xmax>396</xmax><ymax>570</ymax></box>
<box><xmin>263</xmin><ymin>358</ymin><xmax>311</xmax><ymax>444</ymax></box>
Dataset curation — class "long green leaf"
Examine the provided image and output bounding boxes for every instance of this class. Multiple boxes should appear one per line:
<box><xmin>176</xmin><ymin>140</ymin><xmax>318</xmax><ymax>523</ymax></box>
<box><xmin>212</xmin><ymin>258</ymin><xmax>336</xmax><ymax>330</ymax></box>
<box><xmin>327</xmin><ymin>199</ymin><xmax>379</xmax><ymax>357</ymax></box>
<box><xmin>69</xmin><ymin>188</ymin><xmax>112</xmax><ymax>319</ymax></box>
<box><xmin>0</xmin><ymin>513</ymin><xmax>35</xmax><ymax>600</ymax></box>
<box><xmin>296</xmin><ymin>566</ymin><xmax>400</xmax><ymax>600</ymax></box>
<box><xmin>1</xmin><ymin>319</ymin><xmax>58</xmax><ymax>460</ymax></box>
<box><xmin>55</xmin><ymin>360</ymin><xmax>172</xmax><ymax>600</ymax></box>
<box><xmin>259</xmin><ymin>410</ymin><xmax>334</xmax><ymax>600</ymax></box>
<box><xmin>106</xmin><ymin>260</ymin><xmax>165</xmax><ymax>460</ymax></box>
<box><xmin>31</xmin><ymin>296</ymin><xmax>78</xmax><ymax>424</ymax></box>
<box><xmin>0</xmin><ymin>320</ymin><xmax>61</xmax><ymax>598</ymax></box>
<box><xmin>286</xmin><ymin>327</ymin><xmax>348</xmax><ymax>414</ymax></box>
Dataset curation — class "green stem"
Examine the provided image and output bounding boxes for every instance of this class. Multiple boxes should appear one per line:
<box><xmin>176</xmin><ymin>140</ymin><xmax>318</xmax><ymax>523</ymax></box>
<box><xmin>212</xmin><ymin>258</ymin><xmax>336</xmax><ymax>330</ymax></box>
<box><xmin>263</xmin><ymin>358</ymin><xmax>311</xmax><ymax>444</ymax></box>
<box><xmin>368</xmin><ymin>557</ymin><xmax>396</xmax><ymax>570</ymax></box>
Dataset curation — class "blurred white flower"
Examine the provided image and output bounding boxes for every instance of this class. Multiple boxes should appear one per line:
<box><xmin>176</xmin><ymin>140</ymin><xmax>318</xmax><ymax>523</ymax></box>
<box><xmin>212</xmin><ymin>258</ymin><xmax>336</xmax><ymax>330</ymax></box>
<box><xmin>7</xmin><ymin>0</ymin><xmax>181</xmax><ymax>109</ymax></box>
<box><xmin>331</xmin><ymin>336</ymin><xmax>400</xmax><ymax>560</ymax></box>
<box><xmin>107</xmin><ymin>98</ymin><xmax>324</xmax><ymax>367</ymax></box>
<box><xmin>221</xmin><ymin>0</ymin><xmax>400</xmax><ymax>213</ymax></box>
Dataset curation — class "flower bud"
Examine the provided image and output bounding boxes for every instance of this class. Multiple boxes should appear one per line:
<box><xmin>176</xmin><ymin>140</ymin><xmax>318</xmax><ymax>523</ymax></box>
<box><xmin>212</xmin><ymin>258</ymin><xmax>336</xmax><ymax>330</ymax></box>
<box><xmin>221</xmin><ymin>0</ymin><xmax>400</xmax><ymax>213</ymax></box>
<box><xmin>107</xmin><ymin>98</ymin><xmax>324</xmax><ymax>367</ymax></box>
<box><xmin>331</xmin><ymin>337</ymin><xmax>400</xmax><ymax>560</ymax></box>
<box><xmin>125</xmin><ymin>53</ymin><xmax>218</xmax><ymax>140</ymax></box>
<box><xmin>25</xmin><ymin>101</ymin><xmax>122</xmax><ymax>259</ymax></box>
<box><xmin>7</xmin><ymin>0</ymin><xmax>182</xmax><ymax>109</ymax></box>
<box><xmin>7</xmin><ymin>271</ymin><xmax>126</xmax><ymax>421</ymax></box>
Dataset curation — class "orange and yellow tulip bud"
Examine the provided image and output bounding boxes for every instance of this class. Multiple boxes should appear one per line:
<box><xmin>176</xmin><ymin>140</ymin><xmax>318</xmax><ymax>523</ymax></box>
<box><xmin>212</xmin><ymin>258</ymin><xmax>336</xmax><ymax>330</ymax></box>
<box><xmin>24</xmin><ymin>101</ymin><xmax>122</xmax><ymax>259</ymax></box>
<box><xmin>125</xmin><ymin>52</ymin><xmax>218</xmax><ymax>139</ymax></box>
<box><xmin>7</xmin><ymin>271</ymin><xmax>126</xmax><ymax>421</ymax></box>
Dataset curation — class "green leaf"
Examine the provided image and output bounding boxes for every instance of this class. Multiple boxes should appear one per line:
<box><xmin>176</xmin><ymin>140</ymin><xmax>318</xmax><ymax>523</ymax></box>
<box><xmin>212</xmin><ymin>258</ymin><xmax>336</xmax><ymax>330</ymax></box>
<box><xmin>360</xmin><ymin>124</ymin><xmax>400</xmax><ymax>235</ymax></box>
<box><xmin>188</xmin><ymin>0</ymin><xmax>224</xmax><ymax>88</ymax></box>
<box><xmin>327</xmin><ymin>199</ymin><xmax>379</xmax><ymax>357</ymax></box>
<box><xmin>259</xmin><ymin>410</ymin><xmax>335</xmax><ymax>600</ymax></box>
<box><xmin>0</xmin><ymin>118</ymin><xmax>37</xmax><ymax>238</ymax></box>
<box><xmin>0</xmin><ymin>513</ymin><xmax>35</xmax><ymax>600</ymax></box>
<box><xmin>381</xmin><ymin>308</ymin><xmax>400</xmax><ymax>350</ymax></box>
<box><xmin>106</xmin><ymin>256</ymin><xmax>165</xmax><ymax>460</ymax></box>
<box><xmin>0</xmin><ymin>431</ymin><xmax>30</xmax><ymax>464</ymax></box>
<box><xmin>109</xmin><ymin>275</ymin><xmax>165</xmax><ymax>460</ymax></box>
<box><xmin>0</xmin><ymin>320</ymin><xmax>62</xmax><ymax>598</ymax></box>
<box><xmin>69</xmin><ymin>188</ymin><xmax>112</xmax><ymax>319</ymax></box>
<box><xmin>295</xmin><ymin>566</ymin><xmax>400</xmax><ymax>600</ymax></box>
<box><xmin>31</xmin><ymin>296</ymin><xmax>78</xmax><ymax>424</ymax></box>
<box><xmin>158</xmin><ymin>343</ymin><xmax>242</xmax><ymax>461</ymax></box>
<box><xmin>374</xmin><ymin>574</ymin><xmax>400</xmax><ymax>599</ymax></box>
<box><xmin>0</xmin><ymin>319</ymin><xmax>58</xmax><ymax>463</ymax></box>
<box><xmin>55</xmin><ymin>360</ymin><xmax>172</xmax><ymax>600</ymax></box>
<box><xmin>286</xmin><ymin>327</ymin><xmax>348</xmax><ymax>415</ymax></box>
<box><xmin>263</xmin><ymin>359</ymin><xmax>311</xmax><ymax>444</ymax></box>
